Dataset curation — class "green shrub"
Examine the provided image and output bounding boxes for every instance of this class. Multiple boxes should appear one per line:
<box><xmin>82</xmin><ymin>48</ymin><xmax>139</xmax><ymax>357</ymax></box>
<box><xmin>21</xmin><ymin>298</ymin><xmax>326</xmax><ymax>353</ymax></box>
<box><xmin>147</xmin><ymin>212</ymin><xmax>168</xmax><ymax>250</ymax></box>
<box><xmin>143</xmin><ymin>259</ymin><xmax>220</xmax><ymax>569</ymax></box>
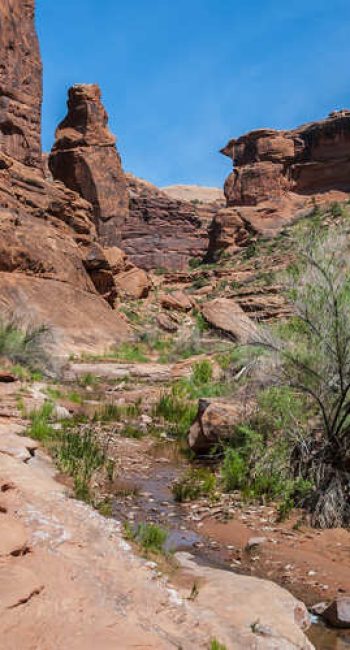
<box><xmin>56</xmin><ymin>428</ymin><xmax>106</xmax><ymax>502</ymax></box>
<box><xmin>0</xmin><ymin>318</ymin><xmax>50</xmax><ymax>372</ymax></box>
<box><xmin>154</xmin><ymin>389</ymin><xmax>197</xmax><ymax>438</ymax></box>
<box><xmin>192</xmin><ymin>359</ymin><xmax>213</xmax><ymax>385</ymax></box>
<box><xmin>27</xmin><ymin>401</ymin><xmax>55</xmax><ymax>441</ymax></box>
<box><xmin>172</xmin><ymin>467</ymin><xmax>216</xmax><ymax>502</ymax></box>
<box><xmin>125</xmin><ymin>522</ymin><xmax>168</xmax><ymax>553</ymax></box>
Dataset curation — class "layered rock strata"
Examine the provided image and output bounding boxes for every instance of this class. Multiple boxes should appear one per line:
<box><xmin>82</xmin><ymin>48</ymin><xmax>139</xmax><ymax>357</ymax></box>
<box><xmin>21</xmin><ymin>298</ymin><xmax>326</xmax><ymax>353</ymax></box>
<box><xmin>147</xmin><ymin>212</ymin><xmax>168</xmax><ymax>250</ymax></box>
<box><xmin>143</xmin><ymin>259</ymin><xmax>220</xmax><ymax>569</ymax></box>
<box><xmin>222</xmin><ymin>110</ymin><xmax>350</xmax><ymax>205</ymax></box>
<box><xmin>207</xmin><ymin>110</ymin><xmax>350</xmax><ymax>259</ymax></box>
<box><xmin>0</xmin><ymin>5</ymin><xmax>129</xmax><ymax>355</ymax></box>
<box><xmin>0</xmin><ymin>0</ymin><xmax>42</xmax><ymax>168</ymax></box>
<box><xmin>49</xmin><ymin>84</ymin><xmax>129</xmax><ymax>246</ymax></box>
<box><xmin>124</xmin><ymin>174</ymin><xmax>209</xmax><ymax>271</ymax></box>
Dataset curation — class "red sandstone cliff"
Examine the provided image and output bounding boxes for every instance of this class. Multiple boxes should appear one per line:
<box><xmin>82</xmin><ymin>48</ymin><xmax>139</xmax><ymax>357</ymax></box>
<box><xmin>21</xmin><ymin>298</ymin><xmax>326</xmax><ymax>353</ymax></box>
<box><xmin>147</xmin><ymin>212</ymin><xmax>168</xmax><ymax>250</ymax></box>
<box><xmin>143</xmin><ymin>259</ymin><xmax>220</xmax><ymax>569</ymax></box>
<box><xmin>207</xmin><ymin>110</ymin><xmax>350</xmax><ymax>259</ymax></box>
<box><xmin>0</xmin><ymin>0</ymin><xmax>42</xmax><ymax>168</ymax></box>
<box><xmin>49</xmin><ymin>84</ymin><xmax>129</xmax><ymax>247</ymax></box>
<box><xmin>0</xmin><ymin>4</ymin><xmax>129</xmax><ymax>355</ymax></box>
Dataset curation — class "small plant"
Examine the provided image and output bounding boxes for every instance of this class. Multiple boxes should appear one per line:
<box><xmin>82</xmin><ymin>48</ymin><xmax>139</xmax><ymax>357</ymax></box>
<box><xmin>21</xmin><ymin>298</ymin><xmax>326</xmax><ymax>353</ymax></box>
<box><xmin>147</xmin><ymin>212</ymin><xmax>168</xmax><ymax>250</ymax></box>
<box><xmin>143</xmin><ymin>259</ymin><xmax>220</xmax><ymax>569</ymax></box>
<box><xmin>67</xmin><ymin>391</ymin><xmax>83</xmax><ymax>404</ymax></box>
<box><xmin>192</xmin><ymin>359</ymin><xmax>213</xmax><ymax>385</ymax></box>
<box><xmin>79</xmin><ymin>373</ymin><xmax>99</xmax><ymax>388</ymax></box>
<box><xmin>210</xmin><ymin>640</ymin><xmax>227</xmax><ymax>650</ymax></box>
<box><xmin>55</xmin><ymin>428</ymin><xmax>106</xmax><ymax>502</ymax></box>
<box><xmin>97</xmin><ymin>498</ymin><xmax>113</xmax><ymax>517</ymax></box>
<box><xmin>124</xmin><ymin>522</ymin><xmax>168</xmax><ymax>554</ymax></box>
<box><xmin>0</xmin><ymin>318</ymin><xmax>50</xmax><ymax>372</ymax></box>
<box><xmin>27</xmin><ymin>401</ymin><xmax>55</xmax><ymax>441</ymax></box>
<box><xmin>172</xmin><ymin>467</ymin><xmax>216</xmax><ymax>502</ymax></box>
<box><xmin>136</xmin><ymin>523</ymin><xmax>168</xmax><ymax>553</ymax></box>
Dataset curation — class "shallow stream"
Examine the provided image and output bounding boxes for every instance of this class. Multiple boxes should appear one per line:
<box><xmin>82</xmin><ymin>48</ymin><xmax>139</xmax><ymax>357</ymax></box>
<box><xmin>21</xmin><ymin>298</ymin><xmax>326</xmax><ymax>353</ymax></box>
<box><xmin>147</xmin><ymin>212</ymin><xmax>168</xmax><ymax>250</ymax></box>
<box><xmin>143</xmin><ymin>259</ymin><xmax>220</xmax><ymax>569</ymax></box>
<box><xmin>111</xmin><ymin>440</ymin><xmax>345</xmax><ymax>650</ymax></box>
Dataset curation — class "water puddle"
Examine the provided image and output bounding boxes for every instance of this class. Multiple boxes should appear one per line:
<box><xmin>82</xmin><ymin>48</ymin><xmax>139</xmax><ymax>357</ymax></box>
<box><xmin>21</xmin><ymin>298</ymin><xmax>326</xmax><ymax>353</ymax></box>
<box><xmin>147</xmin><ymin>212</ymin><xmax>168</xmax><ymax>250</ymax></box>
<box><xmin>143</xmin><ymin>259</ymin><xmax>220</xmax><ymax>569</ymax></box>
<box><xmin>308</xmin><ymin>621</ymin><xmax>350</xmax><ymax>649</ymax></box>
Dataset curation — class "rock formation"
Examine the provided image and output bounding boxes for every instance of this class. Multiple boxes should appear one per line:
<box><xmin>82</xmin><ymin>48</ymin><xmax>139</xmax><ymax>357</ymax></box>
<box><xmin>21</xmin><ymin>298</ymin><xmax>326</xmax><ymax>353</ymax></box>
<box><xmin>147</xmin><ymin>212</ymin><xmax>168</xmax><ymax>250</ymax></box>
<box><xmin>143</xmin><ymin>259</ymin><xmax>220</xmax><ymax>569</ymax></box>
<box><xmin>124</xmin><ymin>174</ymin><xmax>209</xmax><ymax>271</ymax></box>
<box><xmin>207</xmin><ymin>110</ymin><xmax>350</xmax><ymax>259</ymax></box>
<box><xmin>0</xmin><ymin>6</ymin><xmax>129</xmax><ymax>355</ymax></box>
<box><xmin>0</xmin><ymin>0</ymin><xmax>42</xmax><ymax>168</ymax></box>
<box><xmin>222</xmin><ymin>110</ymin><xmax>350</xmax><ymax>205</ymax></box>
<box><xmin>49</xmin><ymin>84</ymin><xmax>129</xmax><ymax>246</ymax></box>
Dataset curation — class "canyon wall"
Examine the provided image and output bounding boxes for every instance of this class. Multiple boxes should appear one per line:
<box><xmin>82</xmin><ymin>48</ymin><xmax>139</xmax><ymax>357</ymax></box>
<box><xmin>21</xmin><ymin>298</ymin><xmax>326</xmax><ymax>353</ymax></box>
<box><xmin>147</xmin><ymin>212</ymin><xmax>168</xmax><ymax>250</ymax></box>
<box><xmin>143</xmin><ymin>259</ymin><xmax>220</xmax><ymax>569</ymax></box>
<box><xmin>222</xmin><ymin>110</ymin><xmax>350</xmax><ymax>206</ymax></box>
<box><xmin>0</xmin><ymin>5</ymin><xmax>129</xmax><ymax>355</ymax></box>
<box><xmin>207</xmin><ymin>110</ymin><xmax>350</xmax><ymax>259</ymax></box>
<box><xmin>0</xmin><ymin>0</ymin><xmax>42</xmax><ymax>168</ymax></box>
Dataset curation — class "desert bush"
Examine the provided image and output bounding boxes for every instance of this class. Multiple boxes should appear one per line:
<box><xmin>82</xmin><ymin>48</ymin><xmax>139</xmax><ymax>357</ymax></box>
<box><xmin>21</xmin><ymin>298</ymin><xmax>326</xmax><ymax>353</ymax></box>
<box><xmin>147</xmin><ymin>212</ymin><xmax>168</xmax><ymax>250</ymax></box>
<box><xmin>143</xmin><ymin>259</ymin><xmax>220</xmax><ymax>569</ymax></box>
<box><xmin>246</xmin><ymin>227</ymin><xmax>350</xmax><ymax>526</ymax></box>
<box><xmin>0</xmin><ymin>318</ymin><xmax>50</xmax><ymax>372</ymax></box>
<box><xmin>27</xmin><ymin>401</ymin><xmax>55</xmax><ymax>441</ymax></box>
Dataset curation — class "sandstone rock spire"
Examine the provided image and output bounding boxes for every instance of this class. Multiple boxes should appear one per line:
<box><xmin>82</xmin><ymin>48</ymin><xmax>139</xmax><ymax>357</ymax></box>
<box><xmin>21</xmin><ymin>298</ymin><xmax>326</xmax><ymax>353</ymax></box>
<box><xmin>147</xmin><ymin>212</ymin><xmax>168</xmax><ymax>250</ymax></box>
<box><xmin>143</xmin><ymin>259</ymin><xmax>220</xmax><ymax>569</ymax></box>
<box><xmin>49</xmin><ymin>84</ymin><xmax>129</xmax><ymax>246</ymax></box>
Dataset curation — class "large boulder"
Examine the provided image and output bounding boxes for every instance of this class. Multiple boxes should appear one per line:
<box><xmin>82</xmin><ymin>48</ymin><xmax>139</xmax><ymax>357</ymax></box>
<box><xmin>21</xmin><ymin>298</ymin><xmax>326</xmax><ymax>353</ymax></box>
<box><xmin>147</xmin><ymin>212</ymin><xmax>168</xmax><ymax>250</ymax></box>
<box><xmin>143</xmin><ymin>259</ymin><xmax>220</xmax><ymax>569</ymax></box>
<box><xmin>188</xmin><ymin>398</ymin><xmax>255</xmax><ymax>453</ymax></box>
<box><xmin>114</xmin><ymin>267</ymin><xmax>151</xmax><ymax>300</ymax></box>
<box><xmin>201</xmin><ymin>298</ymin><xmax>257</xmax><ymax>343</ymax></box>
<box><xmin>160</xmin><ymin>290</ymin><xmax>193</xmax><ymax>312</ymax></box>
<box><xmin>323</xmin><ymin>598</ymin><xmax>350</xmax><ymax>629</ymax></box>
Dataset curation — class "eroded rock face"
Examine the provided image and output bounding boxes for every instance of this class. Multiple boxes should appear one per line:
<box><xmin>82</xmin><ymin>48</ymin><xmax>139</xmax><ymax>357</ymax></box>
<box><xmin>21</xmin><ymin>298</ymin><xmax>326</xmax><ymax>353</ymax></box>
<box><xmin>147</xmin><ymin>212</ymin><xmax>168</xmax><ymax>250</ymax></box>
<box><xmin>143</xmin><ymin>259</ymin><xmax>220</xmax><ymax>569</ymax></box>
<box><xmin>206</xmin><ymin>110</ymin><xmax>350</xmax><ymax>260</ymax></box>
<box><xmin>222</xmin><ymin>110</ymin><xmax>350</xmax><ymax>205</ymax></box>
<box><xmin>49</xmin><ymin>84</ymin><xmax>129</xmax><ymax>246</ymax></box>
<box><xmin>0</xmin><ymin>0</ymin><xmax>42</xmax><ymax>168</ymax></box>
<box><xmin>123</xmin><ymin>174</ymin><xmax>209</xmax><ymax>271</ymax></box>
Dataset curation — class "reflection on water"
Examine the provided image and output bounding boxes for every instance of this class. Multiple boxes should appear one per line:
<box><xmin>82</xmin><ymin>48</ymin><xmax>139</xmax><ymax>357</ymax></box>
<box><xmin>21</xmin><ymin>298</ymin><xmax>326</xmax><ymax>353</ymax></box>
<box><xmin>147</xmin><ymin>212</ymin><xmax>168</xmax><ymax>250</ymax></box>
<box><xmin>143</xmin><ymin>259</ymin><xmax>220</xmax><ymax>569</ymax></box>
<box><xmin>308</xmin><ymin>622</ymin><xmax>350</xmax><ymax>649</ymax></box>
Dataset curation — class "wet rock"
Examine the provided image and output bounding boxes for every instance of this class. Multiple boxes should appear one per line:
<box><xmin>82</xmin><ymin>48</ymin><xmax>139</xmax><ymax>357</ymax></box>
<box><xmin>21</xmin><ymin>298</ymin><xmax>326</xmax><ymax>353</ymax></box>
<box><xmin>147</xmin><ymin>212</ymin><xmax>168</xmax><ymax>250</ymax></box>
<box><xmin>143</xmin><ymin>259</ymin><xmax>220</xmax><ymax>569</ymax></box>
<box><xmin>323</xmin><ymin>597</ymin><xmax>350</xmax><ymax>628</ymax></box>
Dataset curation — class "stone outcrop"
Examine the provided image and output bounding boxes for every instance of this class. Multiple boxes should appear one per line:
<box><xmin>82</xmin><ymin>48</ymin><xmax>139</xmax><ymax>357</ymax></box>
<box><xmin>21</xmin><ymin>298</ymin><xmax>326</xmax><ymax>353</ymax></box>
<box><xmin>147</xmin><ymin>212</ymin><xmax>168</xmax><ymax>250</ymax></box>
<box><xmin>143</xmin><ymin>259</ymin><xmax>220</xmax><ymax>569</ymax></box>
<box><xmin>0</xmin><ymin>6</ymin><xmax>130</xmax><ymax>356</ymax></box>
<box><xmin>222</xmin><ymin>110</ymin><xmax>350</xmax><ymax>205</ymax></box>
<box><xmin>0</xmin><ymin>0</ymin><xmax>42</xmax><ymax>168</ymax></box>
<box><xmin>207</xmin><ymin>110</ymin><xmax>350</xmax><ymax>259</ymax></box>
<box><xmin>49</xmin><ymin>84</ymin><xmax>129</xmax><ymax>246</ymax></box>
<box><xmin>123</xmin><ymin>174</ymin><xmax>209</xmax><ymax>271</ymax></box>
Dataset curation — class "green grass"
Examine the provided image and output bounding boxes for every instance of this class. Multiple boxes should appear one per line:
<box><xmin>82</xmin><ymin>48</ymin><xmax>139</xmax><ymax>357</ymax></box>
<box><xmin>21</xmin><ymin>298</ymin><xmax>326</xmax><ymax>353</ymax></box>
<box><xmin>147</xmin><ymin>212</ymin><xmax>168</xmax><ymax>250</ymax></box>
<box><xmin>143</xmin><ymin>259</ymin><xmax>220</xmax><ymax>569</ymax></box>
<box><xmin>78</xmin><ymin>372</ymin><xmax>100</xmax><ymax>388</ymax></box>
<box><xmin>27</xmin><ymin>401</ymin><xmax>55</xmax><ymax>441</ymax></box>
<box><xmin>172</xmin><ymin>467</ymin><xmax>216</xmax><ymax>502</ymax></box>
<box><xmin>55</xmin><ymin>428</ymin><xmax>106</xmax><ymax>502</ymax></box>
<box><xmin>126</xmin><ymin>522</ymin><xmax>168</xmax><ymax>554</ymax></box>
<box><xmin>93</xmin><ymin>400</ymin><xmax>142</xmax><ymax>422</ymax></box>
<box><xmin>0</xmin><ymin>319</ymin><xmax>50</xmax><ymax>372</ymax></box>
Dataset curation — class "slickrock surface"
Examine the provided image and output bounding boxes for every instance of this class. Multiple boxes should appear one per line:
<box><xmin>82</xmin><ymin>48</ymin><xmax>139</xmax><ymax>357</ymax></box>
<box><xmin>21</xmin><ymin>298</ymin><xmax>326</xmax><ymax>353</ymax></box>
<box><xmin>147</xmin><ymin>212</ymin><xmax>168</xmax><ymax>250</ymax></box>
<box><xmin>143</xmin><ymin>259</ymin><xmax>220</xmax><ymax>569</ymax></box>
<box><xmin>162</xmin><ymin>184</ymin><xmax>225</xmax><ymax>204</ymax></box>
<box><xmin>0</xmin><ymin>380</ymin><xmax>313</xmax><ymax>650</ymax></box>
<box><xmin>49</xmin><ymin>84</ymin><xmax>129</xmax><ymax>246</ymax></box>
<box><xmin>0</xmin><ymin>0</ymin><xmax>42</xmax><ymax>168</ymax></box>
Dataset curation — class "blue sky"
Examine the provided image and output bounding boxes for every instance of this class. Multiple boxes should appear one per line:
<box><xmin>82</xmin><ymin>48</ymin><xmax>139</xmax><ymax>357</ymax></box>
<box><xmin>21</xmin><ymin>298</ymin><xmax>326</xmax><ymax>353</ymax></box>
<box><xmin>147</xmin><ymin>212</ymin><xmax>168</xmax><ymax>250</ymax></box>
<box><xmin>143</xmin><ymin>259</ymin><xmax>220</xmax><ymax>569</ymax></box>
<box><xmin>36</xmin><ymin>0</ymin><xmax>350</xmax><ymax>188</ymax></box>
